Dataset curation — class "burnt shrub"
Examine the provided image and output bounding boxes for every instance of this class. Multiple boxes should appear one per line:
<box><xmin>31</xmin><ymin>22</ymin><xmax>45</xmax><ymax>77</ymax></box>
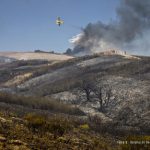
<box><xmin>24</xmin><ymin>113</ymin><xmax>46</xmax><ymax>132</ymax></box>
<box><xmin>47</xmin><ymin>117</ymin><xmax>73</xmax><ymax>138</ymax></box>
<box><xmin>24</xmin><ymin>113</ymin><xmax>73</xmax><ymax>137</ymax></box>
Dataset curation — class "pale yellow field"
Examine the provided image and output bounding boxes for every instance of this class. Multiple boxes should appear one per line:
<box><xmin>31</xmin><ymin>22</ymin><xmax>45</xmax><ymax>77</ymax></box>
<box><xmin>0</xmin><ymin>52</ymin><xmax>73</xmax><ymax>61</ymax></box>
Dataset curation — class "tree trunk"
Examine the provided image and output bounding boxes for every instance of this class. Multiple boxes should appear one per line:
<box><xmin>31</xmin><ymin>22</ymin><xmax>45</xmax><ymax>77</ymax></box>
<box><xmin>85</xmin><ymin>90</ymin><xmax>90</xmax><ymax>101</ymax></box>
<box><xmin>99</xmin><ymin>99</ymin><xmax>103</xmax><ymax>112</ymax></box>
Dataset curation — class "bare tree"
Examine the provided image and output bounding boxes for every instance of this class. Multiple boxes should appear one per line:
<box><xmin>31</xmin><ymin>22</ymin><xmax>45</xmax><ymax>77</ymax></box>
<box><xmin>81</xmin><ymin>79</ymin><xmax>94</xmax><ymax>102</ymax></box>
<box><xmin>92</xmin><ymin>81</ymin><xmax>113</xmax><ymax>112</ymax></box>
<box><xmin>80</xmin><ymin>77</ymin><xmax>115</xmax><ymax>112</ymax></box>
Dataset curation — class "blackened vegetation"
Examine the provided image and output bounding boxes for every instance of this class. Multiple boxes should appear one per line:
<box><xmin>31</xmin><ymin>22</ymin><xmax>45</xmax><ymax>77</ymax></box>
<box><xmin>0</xmin><ymin>92</ymin><xmax>85</xmax><ymax>116</ymax></box>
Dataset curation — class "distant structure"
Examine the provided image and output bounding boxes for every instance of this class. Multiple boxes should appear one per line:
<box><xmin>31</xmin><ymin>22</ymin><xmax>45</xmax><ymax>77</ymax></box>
<box><xmin>99</xmin><ymin>50</ymin><xmax>127</xmax><ymax>55</ymax></box>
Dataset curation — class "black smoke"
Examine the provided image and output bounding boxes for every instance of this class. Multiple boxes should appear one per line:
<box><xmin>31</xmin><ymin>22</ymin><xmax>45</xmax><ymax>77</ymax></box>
<box><xmin>72</xmin><ymin>0</ymin><xmax>150</xmax><ymax>55</ymax></box>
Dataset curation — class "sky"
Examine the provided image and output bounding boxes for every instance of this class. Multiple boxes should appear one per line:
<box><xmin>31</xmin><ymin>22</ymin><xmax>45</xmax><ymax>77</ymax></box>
<box><xmin>0</xmin><ymin>0</ymin><xmax>120</xmax><ymax>53</ymax></box>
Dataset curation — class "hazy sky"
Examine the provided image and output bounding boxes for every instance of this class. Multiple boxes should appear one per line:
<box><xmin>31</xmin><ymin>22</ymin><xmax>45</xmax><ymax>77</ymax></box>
<box><xmin>0</xmin><ymin>0</ymin><xmax>119</xmax><ymax>52</ymax></box>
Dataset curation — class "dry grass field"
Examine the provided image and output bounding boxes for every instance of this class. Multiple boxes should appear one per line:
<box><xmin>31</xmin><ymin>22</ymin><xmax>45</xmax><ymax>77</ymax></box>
<box><xmin>0</xmin><ymin>52</ymin><xmax>73</xmax><ymax>61</ymax></box>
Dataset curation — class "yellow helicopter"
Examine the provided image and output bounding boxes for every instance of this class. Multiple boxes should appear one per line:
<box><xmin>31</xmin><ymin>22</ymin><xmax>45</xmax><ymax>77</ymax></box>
<box><xmin>56</xmin><ymin>17</ymin><xmax>64</xmax><ymax>26</ymax></box>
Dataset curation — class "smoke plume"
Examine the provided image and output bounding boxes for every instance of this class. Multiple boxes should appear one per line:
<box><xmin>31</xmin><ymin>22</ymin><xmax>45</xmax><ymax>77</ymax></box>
<box><xmin>71</xmin><ymin>0</ymin><xmax>150</xmax><ymax>55</ymax></box>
